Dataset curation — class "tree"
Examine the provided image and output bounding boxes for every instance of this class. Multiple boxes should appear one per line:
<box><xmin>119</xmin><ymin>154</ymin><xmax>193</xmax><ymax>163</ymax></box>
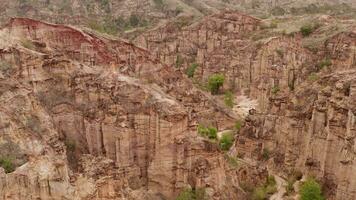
<box><xmin>300</xmin><ymin>178</ymin><xmax>324</xmax><ymax>200</ymax></box>
<box><xmin>208</xmin><ymin>74</ymin><xmax>225</xmax><ymax>95</ymax></box>
<box><xmin>219</xmin><ymin>132</ymin><xmax>234</xmax><ymax>151</ymax></box>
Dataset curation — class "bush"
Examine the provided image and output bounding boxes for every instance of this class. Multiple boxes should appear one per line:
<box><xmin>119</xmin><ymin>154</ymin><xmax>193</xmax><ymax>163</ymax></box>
<box><xmin>65</xmin><ymin>139</ymin><xmax>76</xmax><ymax>152</ymax></box>
<box><xmin>271</xmin><ymin>86</ymin><xmax>280</xmax><ymax>94</ymax></box>
<box><xmin>316</xmin><ymin>58</ymin><xmax>332</xmax><ymax>70</ymax></box>
<box><xmin>300</xmin><ymin>23</ymin><xmax>320</xmax><ymax>37</ymax></box>
<box><xmin>0</xmin><ymin>60</ymin><xmax>12</xmax><ymax>75</ymax></box>
<box><xmin>219</xmin><ymin>132</ymin><xmax>234</xmax><ymax>151</ymax></box>
<box><xmin>251</xmin><ymin>175</ymin><xmax>277</xmax><ymax>199</ymax></box>
<box><xmin>224</xmin><ymin>91</ymin><xmax>234</xmax><ymax>108</ymax></box>
<box><xmin>300</xmin><ymin>178</ymin><xmax>325</xmax><ymax>200</ymax></box>
<box><xmin>197</xmin><ymin>124</ymin><xmax>217</xmax><ymax>140</ymax></box>
<box><xmin>225</xmin><ymin>154</ymin><xmax>239</xmax><ymax>168</ymax></box>
<box><xmin>208</xmin><ymin>74</ymin><xmax>225</xmax><ymax>95</ymax></box>
<box><xmin>0</xmin><ymin>157</ymin><xmax>15</xmax><ymax>173</ymax></box>
<box><xmin>308</xmin><ymin>73</ymin><xmax>318</xmax><ymax>81</ymax></box>
<box><xmin>176</xmin><ymin>55</ymin><xmax>184</xmax><ymax>68</ymax></box>
<box><xmin>186</xmin><ymin>63</ymin><xmax>198</xmax><ymax>78</ymax></box>
<box><xmin>252</xmin><ymin>187</ymin><xmax>267</xmax><ymax>200</ymax></box>
<box><xmin>129</xmin><ymin>14</ymin><xmax>140</xmax><ymax>27</ymax></box>
<box><xmin>262</xmin><ymin>148</ymin><xmax>270</xmax><ymax>161</ymax></box>
<box><xmin>176</xmin><ymin>188</ymin><xmax>206</xmax><ymax>200</ymax></box>
<box><xmin>235</xmin><ymin>120</ymin><xmax>242</xmax><ymax>131</ymax></box>
<box><xmin>21</xmin><ymin>39</ymin><xmax>35</xmax><ymax>49</ymax></box>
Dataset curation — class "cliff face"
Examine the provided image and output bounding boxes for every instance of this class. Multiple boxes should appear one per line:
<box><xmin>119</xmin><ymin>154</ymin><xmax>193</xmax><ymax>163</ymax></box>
<box><xmin>134</xmin><ymin>10</ymin><xmax>356</xmax><ymax>199</ymax></box>
<box><xmin>0</xmin><ymin>17</ymin><xmax>267</xmax><ymax>200</ymax></box>
<box><xmin>235</xmin><ymin>29</ymin><xmax>356</xmax><ymax>200</ymax></box>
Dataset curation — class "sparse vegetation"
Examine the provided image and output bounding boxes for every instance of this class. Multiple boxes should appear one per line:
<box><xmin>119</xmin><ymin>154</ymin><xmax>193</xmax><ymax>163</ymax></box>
<box><xmin>300</xmin><ymin>23</ymin><xmax>320</xmax><ymax>37</ymax></box>
<box><xmin>176</xmin><ymin>55</ymin><xmax>184</xmax><ymax>68</ymax></box>
<box><xmin>153</xmin><ymin>0</ymin><xmax>165</xmax><ymax>10</ymax></box>
<box><xmin>0</xmin><ymin>157</ymin><xmax>15</xmax><ymax>173</ymax></box>
<box><xmin>262</xmin><ymin>148</ymin><xmax>270</xmax><ymax>161</ymax></box>
<box><xmin>224</xmin><ymin>91</ymin><xmax>234</xmax><ymax>108</ymax></box>
<box><xmin>252</xmin><ymin>175</ymin><xmax>277</xmax><ymax>200</ymax></box>
<box><xmin>186</xmin><ymin>63</ymin><xmax>198</xmax><ymax>78</ymax></box>
<box><xmin>197</xmin><ymin>124</ymin><xmax>218</xmax><ymax>140</ymax></box>
<box><xmin>286</xmin><ymin>169</ymin><xmax>303</xmax><ymax>195</ymax></box>
<box><xmin>234</xmin><ymin>120</ymin><xmax>242</xmax><ymax>131</ymax></box>
<box><xmin>176</xmin><ymin>188</ymin><xmax>207</xmax><ymax>200</ymax></box>
<box><xmin>308</xmin><ymin>73</ymin><xmax>318</xmax><ymax>81</ymax></box>
<box><xmin>300</xmin><ymin>178</ymin><xmax>325</xmax><ymax>200</ymax></box>
<box><xmin>20</xmin><ymin>39</ymin><xmax>35</xmax><ymax>49</ymax></box>
<box><xmin>225</xmin><ymin>154</ymin><xmax>239</xmax><ymax>168</ymax></box>
<box><xmin>208</xmin><ymin>74</ymin><xmax>225</xmax><ymax>95</ymax></box>
<box><xmin>271</xmin><ymin>86</ymin><xmax>280</xmax><ymax>94</ymax></box>
<box><xmin>65</xmin><ymin>139</ymin><xmax>76</xmax><ymax>152</ymax></box>
<box><xmin>219</xmin><ymin>131</ymin><xmax>234</xmax><ymax>151</ymax></box>
<box><xmin>0</xmin><ymin>60</ymin><xmax>12</xmax><ymax>75</ymax></box>
<box><xmin>316</xmin><ymin>58</ymin><xmax>332</xmax><ymax>70</ymax></box>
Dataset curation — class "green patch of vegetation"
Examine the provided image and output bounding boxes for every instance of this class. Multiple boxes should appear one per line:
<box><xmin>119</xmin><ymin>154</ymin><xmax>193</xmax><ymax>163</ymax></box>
<box><xmin>271</xmin><ymin>86</ymin><xmax>280</xmax><ymax>94</ymax></box>
<box><xmin>0</xmin><ymin>60</ymin><xmax>12</xmax><ymax>75</ymax></box>
<box><xmin>176</xmin><ymin>55</ymin><xmax>184</xmax><ymax>68</ymax></box>
<box><xmin>286</xmin><ymin>169</ymin><xmax>303</xmax><ymax>195</ymax></box>
<box><xmin>275</xmin><ymin>49</ymin><xmax>284</xmax><ymax>58</ymax></box>
<box><xmin>219</xmin><ymin>131</ymin><xmax>234</xmax><ymax>151</ymax></box>
<box><xmin>252</xmin><ymin>175</ymin><xmax>277</xmax><ymax>200</ymax></box>
<box><xmin>262</xmin><ymin>148</ymin><xmax>270</xmax><ymax>161</ymax></box>
<box><xmin>21</xmin><ymin>39</ymin><xmax>35</xmax><ymax>50</ymax></box>
<box><xmin>300</xmin><ymin>23</ymin><xmax>320</xmax><ymax>37</ymax></box>
<box><xmin>300</xmin><ymin>178</ymin><xmax>325</xmax><ymax>200</ymax></box>
<box><xmin>224</xmin><ymin>91</ymin><xmax>234</xmax><ymax>108</ymax></box>
<box><xmin>176</xmin><ymin>188</ymin><xmax>207</xmax><ymax>200</ymax></box>
<box><xmin>208</xmin><ymin>74</ymin><xmax>225</xmax><ymax>95</ymax></box>
<box><xmin>316</xmin><ymin>58</ymin><xmax>332</xmax><ymax>70</ymax></box>
<box><xmin>0</xmin><ymin>157</ymin><xmax>15</xmax><ymax>173</ymax></box>
<box><xmin>235</xmin><ymin>120</ymin><xmax>242</xmax><ymax>131</ymax></box>
<box><xmin>271</xmin><ymin>6</ymin><xmax>286</xmax><ymax>16</ymax></box>
<box><xmin>225</xmin><ymin>154</ymin><xmax>239</xmax><ymax>168</ymax></box>
<box><xmin>65</xmin><ymin>139</ymin><xmax>76</xmax><ymax>152</ymax></box>
<box><xmin>153</xmin><ymin>0</ymin><xmax>165</xmax><ymax>10</ymax></box>
<box><xmin>197</xmin><ymin>124</ymin><xmax>218</xmax><ymax>140</ymax></box>
<box><xmin>308</xmin><ymin>73</ymin><xmax>318</xmax><ymax>82</ymax></box>
<box><xmin>186</xmin><ymin>63</ymin><xmax>198</xmax><ymax>78</ymax></box>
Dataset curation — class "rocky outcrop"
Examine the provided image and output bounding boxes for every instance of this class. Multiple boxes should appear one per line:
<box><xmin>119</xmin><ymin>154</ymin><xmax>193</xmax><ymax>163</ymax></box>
<box><xmin>0</xmin><ymin>17</ymin><xmax>266</xmax><ymax>200</ymax></box>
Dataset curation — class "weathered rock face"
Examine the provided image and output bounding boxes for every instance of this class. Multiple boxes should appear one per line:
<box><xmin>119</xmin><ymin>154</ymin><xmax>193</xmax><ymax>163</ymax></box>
<box><xmin>134</xmin><ymin>11</ymin><xmax>313</xmax><ymax>112</ymax></box>
<box><xmin>0</xmin><ymin>18</ymin><xmax>266</xmax><ymax>200</ymax></box>
<box><xmin>234</xmin><ymin>29</ymin><xmax>356</xmax><ymax>199</ymax></box>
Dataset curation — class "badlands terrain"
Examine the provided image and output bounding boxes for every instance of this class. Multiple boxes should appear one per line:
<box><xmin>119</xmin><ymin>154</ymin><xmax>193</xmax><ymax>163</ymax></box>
<box><xmin>0</xmin><ymin>0</ymin><xmax>355</xmax><ymax>200</ymax></box>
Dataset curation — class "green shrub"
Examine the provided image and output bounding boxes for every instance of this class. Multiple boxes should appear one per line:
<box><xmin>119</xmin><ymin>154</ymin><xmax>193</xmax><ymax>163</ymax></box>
<box><xmin>129</xmin><ymin>14</ymin><xmax>140</xmax><ymax>27</ymax></box>
<box><xmin>219</xmin><ymin>132</ymin><xmax>234</xmax><ymax>151</ymax></box>
<box><xmin>271</xmin><ymin>86</ymin><xmax>280</xmax><ymax>94</ymax></box>
<box><xmin>300</xmin><ymin>24</ymin><xmax>314</xmax><ymax>36</ymax></box>
<box><xmin>224</xmin><ymin>91</ymin><xmax>234</xmax><ymax>108</ymax></box>
<box><xmin>300</xmin><ymin>178</ymin><xmax>325</xmax><ymax>200</ymax></box>
<box><xmin>21</xmin><ymin>39</ymin><xmax>35</xmax><ymax>49</ymax></box>
<box><xmin>308</xmin><ymin>73</ymin><xmax>318</xmax><ymax>81</ymax></box>
<box><xmin>197</xmin><ymin>124</ymin><xmax>217</xmax><ymax>140</ymax></box>
<box><xmin>176</xmin><ymin>55</ymin><xmax>184</xmax><ymax>68</ymax></box>
<box><xmin>262</xmin><ymin>148</ymin><xmax>270</xmax><ymax>161</ymax></box>
<box><xmin>176</xmin><ymin>188</ymin><xmax>206</xmax><ymax>200</ymax></box>
<box><xmin>0</xmin><ymin>60</ymin><xmax>12</xmax><ymax>74</ymax></box>
<box><xmin>208</xmin><ymin>74</ymin><xmax>225</xmax><ymax>95</ymax></box>
<box><xmin>153</xmin><ymin>0</ymin><xmax>164</xmax><ymax>9</ymax></box>
<box><xmin>186</xmin><ymin>63</ymin><xmax>198</xmax><ymax>78</ymax></box>
<box><xmin>235</xmin><ymin>120</ymin><xmax>242</xmax><ymax>131</ymax></box>
<box><xmin>0</xmin><ymin>157</ymin><xmax>15</xmax><ymax>173</ymax></box>
<box><xmin>65</xmin><ymin>139</ymin><xmax>76</xmax><ymax>152</ymax></box>
<box><xmin>316</xmin><ymin>58</ymin><xmax>332</xmax><ymax>70</ymax></box>
<box><xmin>225</xmin><ymin>154</ymin><xmax>239</xmax><ymax>168</ymax></box>
<box><xmin>252</xmin><ymin>187</ymin><xmax>267</xmax><ymax>200</ymax></box>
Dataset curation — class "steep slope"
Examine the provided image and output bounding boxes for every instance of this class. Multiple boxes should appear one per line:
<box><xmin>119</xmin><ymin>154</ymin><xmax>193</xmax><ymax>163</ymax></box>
<box><xmin>0</xmin><ymin>17</ymin><xmax>270</xmax><ymax>200</ymax></box>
